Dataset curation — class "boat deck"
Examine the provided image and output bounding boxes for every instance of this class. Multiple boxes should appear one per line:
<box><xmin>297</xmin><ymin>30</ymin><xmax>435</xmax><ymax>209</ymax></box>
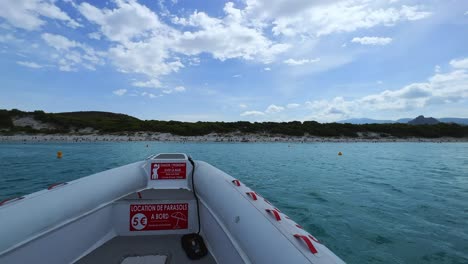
<box><xmin>76</xmin><ymin>235</ymin><xmax>217</xmax><ymax>264</ymax></box>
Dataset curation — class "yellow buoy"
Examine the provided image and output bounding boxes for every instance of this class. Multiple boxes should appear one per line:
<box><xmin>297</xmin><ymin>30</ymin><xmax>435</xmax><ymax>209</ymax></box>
<box><xmin>57</xmin><ymin>151</ymin><xmax>63</xmax><ymax>159</ymax></box>
<box><xmin>338</xmin><ymin>152</ymin><xmax>343</xmax><ymax>156</ymax></box>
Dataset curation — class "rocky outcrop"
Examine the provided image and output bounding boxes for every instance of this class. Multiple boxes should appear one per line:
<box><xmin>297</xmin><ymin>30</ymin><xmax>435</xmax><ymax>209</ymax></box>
<box><xmin>408</xmin><ymin>115</ymin><xmax>440</xmax><ymax>125</ymax></box>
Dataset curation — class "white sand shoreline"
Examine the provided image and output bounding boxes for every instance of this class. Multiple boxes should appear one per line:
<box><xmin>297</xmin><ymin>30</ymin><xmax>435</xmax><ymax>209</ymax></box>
<box><xmin>1</xmin><ymin>133</ymin><xmax>467</xmax><ymax>143</ymax></box>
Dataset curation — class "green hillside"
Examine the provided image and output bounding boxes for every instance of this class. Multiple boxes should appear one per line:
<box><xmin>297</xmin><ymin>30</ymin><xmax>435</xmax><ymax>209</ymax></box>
<box><xmin>1</xmin><ymin>109</ymin><xmax>468</xmax><ymax>138</ymax></box>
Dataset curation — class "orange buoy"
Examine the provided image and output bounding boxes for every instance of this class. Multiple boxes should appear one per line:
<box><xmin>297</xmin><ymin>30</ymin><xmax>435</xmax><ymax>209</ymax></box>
<box><xmin>57</xmin><ymin>151</ymin><xmax>63</xmax><ymax>159</ymax></box>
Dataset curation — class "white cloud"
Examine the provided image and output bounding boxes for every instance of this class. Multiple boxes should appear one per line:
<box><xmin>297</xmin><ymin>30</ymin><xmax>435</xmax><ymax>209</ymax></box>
<box><xmin>359</xmin><ymin>83</ymin><xmax>431</xmax><ymax>111</ymax></box>
<box><xmin>108</xmin><ymin>40</ymin><xmax>184</xmax><ymax>78</ymax></box>
<box><xmin>286</xmin><ymin>103</ymin><xmax>300</xmax><ymax>109</ymax></box>
<box><xmin>78</xmin><ymin>0</ymin><xmax>290</xmax><ymax>73</ymax></box>
<box><xmin>304</xmin><ymin>57</ymin><xmax>468</xmax><ymax>121</ymax></box>
<box><xmin>0</xmin><ymin>33</ymin><xmax>22</xmax><ymax>43</ymax></box>
<box><xmin>240</xmin><ymin>110</ymin><xmax>265</xmax><ymax>117</ymax></box>
<box><xmin>171</xmin><ymin>3</ymin><xmax>290</xmax><ymax>63</ymax></box>
<box><xmin>78</xmin><ymin>1</ymin><xmax>173</xmax><ymax>79</ymax></box>
<box><xmin>304</xmin><ymin>97</ymin><xmax>359</xmax><ymax>122</ymax></box>
<box><xmin>65</xmin><ymin>0</ymin><xmax>432</xmax><ymax>94</ymax></box>
<box><xmin>78</xmin><ymin>1</ymin><xmax>163</xmax><ymax>43</ymax></box>
<box><xmin>250</xmin><ymin>0</ymin><xmax>432</xmax><ymax>37</ymax></box>
<box><xmin>88</xmin><ymin>32</ymin><xmax>101</xmax><ymax>40</ymax></box>
<box><xmin>78</xmin><ymin>1</ymin><xmax>185</xmax><ymax>88</ymax></box>
<box><xmin>351</xmin><ymin>37</ymin><xmax>392</xmax><ymax>46</ymax></box>
<box><xmin>188</xmin><ymin>57</ymin><xmax>201</xmax><ymax>66</ymax></box>
<box><xmin>161</xmin><ymin>86</ymin><xmax>186</xmax><ymax>94</ymax></box>
<box><xmin>113</xmin><ymin>89</ymin><xmax>127</xmax><ymax>96</ymax></box>
<box><xmin>284</xmin><ymin>58</ymin><xmax>320</xmax><ymax>66</ymax></box>
<box><xmin>16</xmin><ymin>61</ymin><xmax>43</xmax><ymax>68</ymax></box>
<box><xmin>239</xmin><ymin>103</ymin><xmax>300</xmax><ymax>118</ymax></box>
<box><xmin>42</xmin><ymin>33</ymin><xmax>79</xmax><ymax>50</ymax></box>
<box><xmin>76</xmin><ymin>1</ymin><xmax>290</xmax><ymax>89</ymax></box>
<box><xmin>232</xmin><ymin>74</ymin><xmax>242</xmax><ymax>78</ymax></box>
<box><xmin>450</xmin><ymin>58</ymin><xmax>468</xmax><ymax>69</ymax></box>
<box><xmin>265</xmin><ymin>104</ymin><xmax>285</xmax><ymax>113</ymax></box>
<box><xmin>434</xmin><ymin>65</ymin><xmax>441</xmax><ymax>73</ymax></box>
<box><xmin>174</xmin><ymin>86</ymin><xmax>186</xmax><ymax>92</ymax></box>
<box><xmin>0</xmin><ymin>0</ymin><xmax>437</xmax><ymax>101</ymax></box>
<box><xmin>41</xmin><ymin>33</ymin><xmax>104</xmax><ymax>71</ymax></box>
<box><xmin>0</xmin><ymin>0</ymin><xmax>80</xmax><ymax>30</ymax></box>
<box><xmin>377</xmin><ymin>80</ymin><xmax>383</xmax><ymax>85</ymax></box>
<box><xmin>141</xmin><ymin>91</ymin><xmax>159</xmax><ymax>98</ymax></box>
<box><xmin>132</xmin><ymin>79</ymin><xmax>162</xmax><ymax>89</ymax></box>
<box><xmin>133</xmin><ymin>79</ymin><xmax>185</xmax><ymax>95</ymax></box>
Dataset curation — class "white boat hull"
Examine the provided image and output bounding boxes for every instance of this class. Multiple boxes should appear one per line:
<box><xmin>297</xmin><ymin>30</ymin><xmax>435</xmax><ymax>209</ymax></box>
<box><xmin>0</xmin><ymin>153</ymin><xmax>345</xmax><ymax>264</ymax></box>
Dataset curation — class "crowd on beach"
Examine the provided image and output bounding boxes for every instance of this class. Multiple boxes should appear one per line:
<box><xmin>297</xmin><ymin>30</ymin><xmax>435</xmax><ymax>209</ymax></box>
<box><xmin>0</xmin><ymin>132</ymin><xmax>466</xmax><ymax>143</ymax></box>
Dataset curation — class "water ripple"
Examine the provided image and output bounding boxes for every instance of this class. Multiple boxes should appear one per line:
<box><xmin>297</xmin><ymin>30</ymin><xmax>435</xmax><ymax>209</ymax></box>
<box><xmin>0</xmin><ymin>142</ymin><xmax>467</xmax><ymax>263</ymax></box>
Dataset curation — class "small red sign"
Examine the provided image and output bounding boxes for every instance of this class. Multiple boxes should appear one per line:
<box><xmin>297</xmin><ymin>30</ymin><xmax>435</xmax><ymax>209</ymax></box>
<box><xmin>130</xmin><ymin>203</ymin><xmax>189</xmax><ymax>231</ymax></box>
<box><xmin>151</xmin><ymin>163</ymin><xmax>186</xmax><ymax>180</ymax></box>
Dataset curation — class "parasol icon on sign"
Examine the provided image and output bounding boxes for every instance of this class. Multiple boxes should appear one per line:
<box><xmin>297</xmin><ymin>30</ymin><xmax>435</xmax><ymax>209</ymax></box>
<box><xmin>171</xmin><ymin>212</ymin><xmax>187</xmax><ymax>229</ymax></box>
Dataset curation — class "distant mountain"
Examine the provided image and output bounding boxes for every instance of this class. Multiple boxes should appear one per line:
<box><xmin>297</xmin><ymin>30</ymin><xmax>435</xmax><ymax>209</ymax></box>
<box><xmin>439</xmin><ymin>118</ymin><xmax>468</xmax><ymax>125</ymax></box>
<box><xmin>338</xmin><ymin>118</ymin><xmax>415</xmax><ymax>124</ymax></box>
<box><xmin>396</xmin><ymin>118</ymin><xmax>412</xmax><ymax>123</ymax></box>
<box><xmin>339</xmin><ymin>117</ymin><xmax>468</xmax><ymax>125</ymax></box>
<box><xmin>408</xmin><ymin>115</ymin><xmax>440</xmax><ymax>125</ymax></box>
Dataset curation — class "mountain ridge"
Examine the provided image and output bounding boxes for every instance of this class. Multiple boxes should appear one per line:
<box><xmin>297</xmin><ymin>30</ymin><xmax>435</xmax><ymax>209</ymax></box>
<box><xmin>408</xmin><ymin>115</ymin><xmax>439</xmax><ymax>125</ymax></box>
<box><xmin>339</xmin><ymin>117</ymin><xmax>468</xmax><ymax>125</ymax></box>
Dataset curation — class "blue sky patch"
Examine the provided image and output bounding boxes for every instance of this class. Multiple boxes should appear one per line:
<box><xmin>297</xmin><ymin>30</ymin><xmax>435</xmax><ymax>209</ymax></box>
<box><xmin>0</xmin><ymin>0</ymin><xmax>467</xmax><ymax>122</ymax></box>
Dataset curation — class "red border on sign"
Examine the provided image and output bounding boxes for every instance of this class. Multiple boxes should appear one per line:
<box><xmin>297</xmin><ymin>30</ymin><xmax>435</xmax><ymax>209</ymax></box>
<box><xmin>150</xmin><ymin>163</ymin><xmax>186</xmax><ymax>180</ymax></box>
<box><xmin>130</xmin><ymin>203</ymin><xmax>189</xmax><ymax>231</ymax></box>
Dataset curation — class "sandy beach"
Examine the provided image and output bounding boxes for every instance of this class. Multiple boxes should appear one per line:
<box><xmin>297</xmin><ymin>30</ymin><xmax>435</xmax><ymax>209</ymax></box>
<box><xmin>1</xmin><ymin>132</ymin><xmax>467</xmax><ymax>143</ymax></box>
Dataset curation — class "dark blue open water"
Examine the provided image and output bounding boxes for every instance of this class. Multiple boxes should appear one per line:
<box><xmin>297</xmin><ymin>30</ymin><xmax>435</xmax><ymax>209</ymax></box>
<box><xmin>0</xmin><ymin>142</ymin><xmax>467</xmax><ymax>263</ymax></box>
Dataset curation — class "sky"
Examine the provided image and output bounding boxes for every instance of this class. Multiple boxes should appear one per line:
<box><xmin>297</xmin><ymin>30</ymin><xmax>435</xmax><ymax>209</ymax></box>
<box><xmin>0</xmin><ymin>0</ymin><xmax>467</xmax><ymax>122</ymax></box>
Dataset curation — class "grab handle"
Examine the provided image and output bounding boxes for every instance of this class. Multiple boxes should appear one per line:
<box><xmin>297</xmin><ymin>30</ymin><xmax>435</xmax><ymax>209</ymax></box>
<box><xmin>265</xmin><ymin>209</ymin><xmax>281</xmax><ymax>221</ymax></box>
<box><xmin>246</xmin><ymin>192</ymin><xmax>257</xmax><ymax>200</ymax></box>
<box><xmin>0</xmin><ymin>197</ymin><xmax>24</xmax><ymax>206</ymax></box>
<box><xmin>232</xmin><ymin>180</ymin><xmax>241</xmax><ymax>186</ymax></box>
<box><xmin>293</xmin><ymin>234</ymin><xmax>318</xmax><ymax>254</ymax></box>
<box><xmin>47</xmin><ymin>182</ymin><xmax>68</xmax><ymax>190</ymax></box>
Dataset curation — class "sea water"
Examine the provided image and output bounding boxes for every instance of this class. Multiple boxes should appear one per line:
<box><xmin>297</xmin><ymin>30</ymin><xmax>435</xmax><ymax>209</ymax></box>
<box><xmin>0</xmin><ymin>142</ymin><xmax>467</xmax><ymax>263</ymax></box>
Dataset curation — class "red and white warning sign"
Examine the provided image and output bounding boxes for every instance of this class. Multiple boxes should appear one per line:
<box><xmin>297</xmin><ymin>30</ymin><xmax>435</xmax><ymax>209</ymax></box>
<box><xmin>130</xmin><ymin>203</ymin><xmax>189</xmax><ymax>231</ymax></box>
<box><xmin>150</xmin><ymin>163</ymin><xmax>186</xmax><ymax>180</ymax></box>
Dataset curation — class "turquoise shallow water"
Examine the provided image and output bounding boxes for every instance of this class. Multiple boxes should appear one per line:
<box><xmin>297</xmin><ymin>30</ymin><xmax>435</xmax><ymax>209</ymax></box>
<box><xmin>0</xmin><ymin>142</ymin><xmax>467</xmax><ymax>263</ymax></box>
